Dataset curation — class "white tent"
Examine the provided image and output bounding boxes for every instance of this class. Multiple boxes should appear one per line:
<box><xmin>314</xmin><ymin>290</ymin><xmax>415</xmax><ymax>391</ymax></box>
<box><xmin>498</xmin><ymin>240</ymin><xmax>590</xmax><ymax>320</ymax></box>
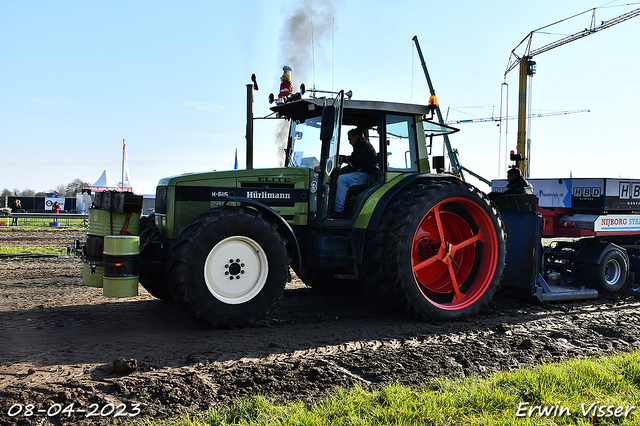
<box><xmin>85</xmin><ymin>170</ymin><xmax>131</xmax><ymax>192</ymax></box>
<box><xmin>92</xmin><ymin>170</ymin><xmax>118</xmax><ymax>189</ymax></box>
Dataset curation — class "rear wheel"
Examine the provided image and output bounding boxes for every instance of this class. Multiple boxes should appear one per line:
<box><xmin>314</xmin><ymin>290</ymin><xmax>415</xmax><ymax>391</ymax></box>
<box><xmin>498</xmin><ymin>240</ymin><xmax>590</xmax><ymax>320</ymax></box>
<box><xmin>363</xmin><ymin>180</ymin><xmax>506</xmax><ymax>320</ymax></box>
<box><xmin>169</xmin><ymin>208</ymin><xmax>290</xmax><ymax>327</ymax></box>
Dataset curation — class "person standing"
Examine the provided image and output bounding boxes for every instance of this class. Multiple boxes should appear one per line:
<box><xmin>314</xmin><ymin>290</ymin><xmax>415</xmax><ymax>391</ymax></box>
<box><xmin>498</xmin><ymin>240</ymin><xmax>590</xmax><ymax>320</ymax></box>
<box><xmin>10</xmin><ymin>199</ymin><xmax>22</xmax><ymax>226</ymax></box>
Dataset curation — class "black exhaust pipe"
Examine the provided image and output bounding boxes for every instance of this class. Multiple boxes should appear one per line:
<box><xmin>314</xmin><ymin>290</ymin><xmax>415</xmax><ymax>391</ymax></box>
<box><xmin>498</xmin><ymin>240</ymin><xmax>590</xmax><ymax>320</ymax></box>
<box><xmin>245</xmin><ymin>74</ymin><xmax>258</xmax><ymax>170</ymax></box>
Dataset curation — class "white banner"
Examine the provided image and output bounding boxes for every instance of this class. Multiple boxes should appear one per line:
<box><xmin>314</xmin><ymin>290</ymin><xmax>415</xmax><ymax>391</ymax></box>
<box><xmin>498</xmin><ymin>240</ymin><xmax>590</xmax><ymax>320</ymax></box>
<box><xmin>45</xmin><ymin>197</ymin><xmax>65</xmax><ymax>211</ymax></box>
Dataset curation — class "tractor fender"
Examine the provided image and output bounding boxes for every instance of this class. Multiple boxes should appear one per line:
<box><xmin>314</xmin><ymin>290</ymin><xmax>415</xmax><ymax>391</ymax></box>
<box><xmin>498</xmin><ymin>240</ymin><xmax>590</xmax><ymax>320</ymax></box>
<box><xmin>576</xmin><ymin>241</ymin><xmax>627</xmax><ymax>265</ymax></box>
<box><xmin>363</xmin><ymin>173</ymin><xmax>463</xmax><ymax>232</ymax></box>
<box><xmin>220</xmin><ymin>196</ymin><xmax>302</xmax><ymax>270</ymax></box>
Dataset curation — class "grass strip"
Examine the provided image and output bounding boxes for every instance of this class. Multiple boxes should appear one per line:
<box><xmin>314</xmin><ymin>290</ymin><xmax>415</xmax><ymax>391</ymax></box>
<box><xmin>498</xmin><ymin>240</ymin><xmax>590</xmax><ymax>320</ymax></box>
<box><xmin>137</xmin><ymin>349</ymin><xmax>640</xmax><ymax>426</ymax></box>
<box><xmin>0</xmin><ymin>219</ymin><xmax>88</xmax><ymax>227</ymax></box>
<box><xmin>0</xmin><ymin>246</ymin><xmax>67</xmax><ymax>255</ymax></box>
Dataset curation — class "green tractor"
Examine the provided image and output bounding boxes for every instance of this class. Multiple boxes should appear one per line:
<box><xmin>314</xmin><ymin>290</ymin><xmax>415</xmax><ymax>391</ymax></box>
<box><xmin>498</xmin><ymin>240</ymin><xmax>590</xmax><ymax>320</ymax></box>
<box><xmin>81</xmin><ymin>91</ymin><xmax>506</xmax><ymax>328</ymax></box>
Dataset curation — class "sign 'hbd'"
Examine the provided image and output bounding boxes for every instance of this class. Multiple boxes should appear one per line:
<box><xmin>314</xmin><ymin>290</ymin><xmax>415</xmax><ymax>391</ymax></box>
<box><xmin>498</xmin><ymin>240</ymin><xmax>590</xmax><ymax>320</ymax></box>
<box><xmin>606</xmin><ymin>180</ymin><xmax>640</xmax><ymax>210</ymax></box>
<box><xmin>491</xmin><ymin>178</ymin><xmax>640</xmax><ymax>211</ymax></box>
<box><xmin>570</xmin><ymin>178</ymin><xmax>604</xmax><ymax>209</ymax></box>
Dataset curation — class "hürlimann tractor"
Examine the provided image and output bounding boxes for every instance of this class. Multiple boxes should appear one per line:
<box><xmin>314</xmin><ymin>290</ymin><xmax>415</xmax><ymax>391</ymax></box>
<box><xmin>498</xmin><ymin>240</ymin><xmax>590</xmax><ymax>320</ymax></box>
<box><xmin>77</xmin><ymin>91</ymin><xmax>508</xmax><ymax>327</ymax></box>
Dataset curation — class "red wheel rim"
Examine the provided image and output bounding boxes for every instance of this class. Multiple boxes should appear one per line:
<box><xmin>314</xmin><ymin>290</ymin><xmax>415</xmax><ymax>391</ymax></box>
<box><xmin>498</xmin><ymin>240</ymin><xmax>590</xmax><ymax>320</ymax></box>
<box><xmin>412</xmin><ymin>197</ymin><xmax>498</xmax><ymax>310</ymax></box>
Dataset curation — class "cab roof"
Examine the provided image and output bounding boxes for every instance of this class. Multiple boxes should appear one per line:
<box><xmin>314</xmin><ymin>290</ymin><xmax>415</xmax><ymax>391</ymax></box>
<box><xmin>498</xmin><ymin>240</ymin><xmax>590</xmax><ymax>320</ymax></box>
<box><xmin>270</xmin><ymin>97</ymin><xmax>433</xmax><ymax>122</ymax></box>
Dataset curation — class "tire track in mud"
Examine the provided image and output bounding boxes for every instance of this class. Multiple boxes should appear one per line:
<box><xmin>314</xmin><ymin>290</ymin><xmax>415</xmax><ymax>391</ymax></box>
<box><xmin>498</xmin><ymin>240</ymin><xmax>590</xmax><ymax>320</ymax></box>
<box><xmin>2</xmin><ymin>229</ymin><xmax>640</xmax><ymax>425</ymax></box>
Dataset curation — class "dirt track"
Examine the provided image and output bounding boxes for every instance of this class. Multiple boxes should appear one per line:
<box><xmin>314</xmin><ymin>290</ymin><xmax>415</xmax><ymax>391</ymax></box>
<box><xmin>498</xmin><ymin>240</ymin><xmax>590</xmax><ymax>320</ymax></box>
<box><xmin>1</xmin><ymin>228</ymin><xmax>640</xmax><ymax>425</ymax></box>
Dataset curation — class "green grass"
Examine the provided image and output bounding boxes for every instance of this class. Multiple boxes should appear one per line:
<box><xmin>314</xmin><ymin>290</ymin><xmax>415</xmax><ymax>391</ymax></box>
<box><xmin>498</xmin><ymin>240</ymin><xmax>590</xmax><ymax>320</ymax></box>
<box><xmin>0</xmin><ymin>246</ymin><xmax>67</xmax><ymax>255</ymax></box>
<box><xmin>136</xmin><ymin>350</ymin><xmax>640</xmax><ymax>426</ymax></box>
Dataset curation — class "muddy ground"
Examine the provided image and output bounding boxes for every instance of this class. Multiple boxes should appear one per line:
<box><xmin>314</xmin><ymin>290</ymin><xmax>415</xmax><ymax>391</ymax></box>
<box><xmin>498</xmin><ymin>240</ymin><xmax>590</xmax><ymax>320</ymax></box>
<box><xmin>1</xmin><ymin>227</ymin><xmax>640</xmax><ymax>425</ymax></box>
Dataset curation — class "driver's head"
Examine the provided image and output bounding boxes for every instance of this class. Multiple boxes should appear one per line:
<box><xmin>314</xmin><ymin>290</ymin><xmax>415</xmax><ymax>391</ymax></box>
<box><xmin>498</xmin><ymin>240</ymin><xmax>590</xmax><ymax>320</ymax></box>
<box><xmin>347</xmin><ymin>128</ymin><xmax>364</xmax><ymax>146</ymax></box>
<box><xmin>507</xmin><ymin>167</ymin><xmax>521</xmax><ymax>183</ymax></box>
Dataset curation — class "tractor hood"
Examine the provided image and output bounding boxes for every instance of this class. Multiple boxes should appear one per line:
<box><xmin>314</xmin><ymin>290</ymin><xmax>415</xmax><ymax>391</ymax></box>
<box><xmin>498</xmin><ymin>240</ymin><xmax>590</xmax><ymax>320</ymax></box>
<box><xmin>157</xmin><ymin>167</ymin><xmax>309</xmax><ymax>187</ymax></box>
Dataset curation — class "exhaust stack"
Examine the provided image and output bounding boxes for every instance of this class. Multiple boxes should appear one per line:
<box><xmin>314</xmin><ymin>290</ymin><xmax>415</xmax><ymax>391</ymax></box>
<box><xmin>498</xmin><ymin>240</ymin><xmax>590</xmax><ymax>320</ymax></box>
<box><xmin>246</xmin><ymin>74</ymin><xmax>259</xmax><ymax>170</ymax></box>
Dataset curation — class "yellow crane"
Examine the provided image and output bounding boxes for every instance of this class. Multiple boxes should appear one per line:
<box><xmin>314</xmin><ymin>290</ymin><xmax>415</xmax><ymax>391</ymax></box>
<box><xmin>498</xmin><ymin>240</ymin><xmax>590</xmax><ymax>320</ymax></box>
<box><xmin>505</xmin><ymin>5</ymin><xmax>640</xmax><ymax>177</ymax></box>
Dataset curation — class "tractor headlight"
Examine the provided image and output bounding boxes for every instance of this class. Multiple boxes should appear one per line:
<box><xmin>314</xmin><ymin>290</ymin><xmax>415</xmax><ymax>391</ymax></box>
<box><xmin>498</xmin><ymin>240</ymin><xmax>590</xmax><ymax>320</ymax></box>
<box><xmin>155</xmin><ymin>215</ymin><xmax>167</xmax><ymax>227</ymax></box>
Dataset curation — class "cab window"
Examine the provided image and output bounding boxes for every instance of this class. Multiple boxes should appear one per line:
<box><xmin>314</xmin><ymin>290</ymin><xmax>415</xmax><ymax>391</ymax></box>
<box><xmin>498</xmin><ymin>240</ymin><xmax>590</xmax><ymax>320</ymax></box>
<box><xmin>385</xmin><ymin>114</ymin><xmax>417</xmax><ymax>172</ymax></box>
<box><xmin>289</xmin><ymin>118</ymin><xmax>321</xmax><ymax>169</ymax></box>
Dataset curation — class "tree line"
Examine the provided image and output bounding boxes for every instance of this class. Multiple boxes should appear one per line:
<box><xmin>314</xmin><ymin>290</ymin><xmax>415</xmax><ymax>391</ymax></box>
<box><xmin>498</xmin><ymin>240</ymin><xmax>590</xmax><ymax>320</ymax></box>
<box><xmin>2</xmin><ymin>178</ymin><xmax>91</xmax><ymax>198</ymax></box>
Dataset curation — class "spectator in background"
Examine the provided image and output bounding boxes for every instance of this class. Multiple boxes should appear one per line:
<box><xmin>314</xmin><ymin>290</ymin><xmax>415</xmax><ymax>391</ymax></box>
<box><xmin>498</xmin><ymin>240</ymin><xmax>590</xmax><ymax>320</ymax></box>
<box><xmin>503</xmin><ymin>168</ymin><xmax>534</xmax><ymax>195</ymax></box>
<box><xmin>11</xmin><ymin>199</ymin><xmax>22</xmax><ymax>226</ymax></box>
<box><xmin>52</xmin><ymin>201</ymin><xmax>61</xmax><ymax>224</ymax></box>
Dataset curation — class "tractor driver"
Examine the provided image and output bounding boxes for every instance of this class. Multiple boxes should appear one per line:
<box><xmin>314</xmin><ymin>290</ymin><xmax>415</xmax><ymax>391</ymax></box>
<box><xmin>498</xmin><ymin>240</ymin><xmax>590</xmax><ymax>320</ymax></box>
<box><xmin>332</xmin><ymin>128</ymin><xmax>378</xmax><ymax>218</ymax></box>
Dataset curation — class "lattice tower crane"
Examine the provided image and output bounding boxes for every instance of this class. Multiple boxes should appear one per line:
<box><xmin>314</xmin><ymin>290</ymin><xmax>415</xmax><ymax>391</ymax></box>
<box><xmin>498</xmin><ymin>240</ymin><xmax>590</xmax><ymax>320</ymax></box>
<box><xmin>505</xmin><ymin>5</ymin><xmax>640</xmax><ymax>178</ymax></box>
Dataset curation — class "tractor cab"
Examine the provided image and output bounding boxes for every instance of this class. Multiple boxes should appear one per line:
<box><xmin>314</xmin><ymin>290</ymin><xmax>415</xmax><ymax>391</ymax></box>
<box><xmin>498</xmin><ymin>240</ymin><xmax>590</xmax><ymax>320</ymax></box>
<box><xmin>271</xmin><ymin>92</ymin><xmax>459</xmax><ymax>225</ymax></box>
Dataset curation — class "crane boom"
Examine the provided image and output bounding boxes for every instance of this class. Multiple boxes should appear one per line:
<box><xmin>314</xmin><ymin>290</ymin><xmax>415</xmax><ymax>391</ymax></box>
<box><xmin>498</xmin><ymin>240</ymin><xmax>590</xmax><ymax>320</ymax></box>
<box><xmin>504</xmin><ymin>5</ymin><xmax>640</xmax><ymax>178</ymax></box>
<box><xmin>506</xmin><ymin>7</ymin><xmax>640</xmax><ymax>75</ymax></box>
<box><xmin>448</xmin><ymin>109</ymin><xmax>589</xmax><ymax>124</ymax></box>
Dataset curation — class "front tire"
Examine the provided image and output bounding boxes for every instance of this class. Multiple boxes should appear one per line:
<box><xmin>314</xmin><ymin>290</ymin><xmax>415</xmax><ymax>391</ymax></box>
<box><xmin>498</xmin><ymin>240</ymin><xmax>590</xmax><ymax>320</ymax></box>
<box><xmin>170</xmin><ymin>208</ymin><xmax>290</xmax><ymax>327</ymax></box>
<box><xmin>364</xmin><ymin>180</ymin><xmax>506</xmax><ymax>321</ymax></box>
<box><xmin>138</xmin><ymin>214</ymin><xmax>174</xmax><ymax>302</ymax></box>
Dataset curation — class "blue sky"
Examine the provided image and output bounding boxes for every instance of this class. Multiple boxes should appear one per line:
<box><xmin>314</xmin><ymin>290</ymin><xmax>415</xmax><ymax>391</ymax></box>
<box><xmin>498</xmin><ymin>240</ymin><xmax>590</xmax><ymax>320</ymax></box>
<box><xmin>2</xmin><ymin>0</ymin><xmax>639</xmax><ymax>195</ymax></box>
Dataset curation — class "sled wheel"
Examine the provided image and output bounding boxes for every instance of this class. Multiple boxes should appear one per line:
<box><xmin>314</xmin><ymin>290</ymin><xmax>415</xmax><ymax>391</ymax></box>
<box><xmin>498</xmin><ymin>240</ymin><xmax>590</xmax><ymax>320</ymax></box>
<box><xmin>364</xmin><ymin>180</ymin><xmax>505</xmax><ymax>320</ymax></box>
<box><xmin>169</xmin><ymin>208</ymin><xmax>290</xmax><ymax>328</ymax></box>
<box><xmin>583</xmin><ymin>247</ymin><xmax>629</xmax><ymax>293</ymax></box>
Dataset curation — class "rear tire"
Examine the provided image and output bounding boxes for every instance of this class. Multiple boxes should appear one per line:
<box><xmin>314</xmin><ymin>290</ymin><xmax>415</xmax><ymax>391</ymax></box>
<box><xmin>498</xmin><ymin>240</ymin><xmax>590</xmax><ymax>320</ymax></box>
<box><xmin>363</xmin><ymin>180</ymin><xmax>506</xmax><ymax>321</ymax></box>
<box><xmin>169</xmin><ymin>208</ymin><xmax>290</xmax><ymax>327</ymax></box>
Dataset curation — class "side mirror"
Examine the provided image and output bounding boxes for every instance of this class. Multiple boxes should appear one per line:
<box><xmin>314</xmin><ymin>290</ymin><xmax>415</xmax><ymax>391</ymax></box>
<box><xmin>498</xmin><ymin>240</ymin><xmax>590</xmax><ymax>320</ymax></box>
<box><xmin>432</xmin><ymin>156</ymin><xmax>445</xmax><ymax>173</ymax></box>
<box><xmin>319</xmin><ymin>106</ymin><xmax>335</xmax><ymax>141</ymax></box>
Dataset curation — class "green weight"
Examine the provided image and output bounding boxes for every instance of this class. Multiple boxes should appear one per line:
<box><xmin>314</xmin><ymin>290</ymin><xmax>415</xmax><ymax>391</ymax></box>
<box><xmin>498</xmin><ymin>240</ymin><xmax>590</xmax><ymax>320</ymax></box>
<box><xmin>87</xmin><ymin>209</ymin><xmax>140</xmax><ymax>236</ymax></box>
<box><xmin>103</xmin><ymin>276</ymin><xmax>139</xmax><ymax>297</ymax></box>
<box><xmin>103</xmin><ymin>235</ymin><xmax>140</xmax><ymax>256</ymax></box>
<box><xmin>83</xmin><ymin>262</ymin><xmax>104</xmax><ymax>288</ymax></box>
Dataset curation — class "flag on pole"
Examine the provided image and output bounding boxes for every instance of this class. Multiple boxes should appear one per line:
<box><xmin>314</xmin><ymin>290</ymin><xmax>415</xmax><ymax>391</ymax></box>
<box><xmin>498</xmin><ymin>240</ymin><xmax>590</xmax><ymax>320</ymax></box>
<box><xmin>122</xmin><ymin>140</ymin><xmax>131</xmax><ymax>189</ymax></box>
<box><xmin>234</xmin><ymin>148</ymin><xmax>238</xmax><ymax>170</ymax></box>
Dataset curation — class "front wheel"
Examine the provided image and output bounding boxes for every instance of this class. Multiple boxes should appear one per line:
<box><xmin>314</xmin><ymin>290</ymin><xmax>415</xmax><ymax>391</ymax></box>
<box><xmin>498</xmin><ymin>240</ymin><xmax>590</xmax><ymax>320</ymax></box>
<box><xmin>363</xmin><ymin>180</ymin><xmax>506</xmax><ymax>321</ymax></box>
<box><xmin>170</xmin><ymin>208</ymin><xmax>290</xmax><ymax>327</ymax></box>
<box><xmin>138</xmin><ymin>214</ymin><xmax>175</xmax><ymax>302</ymax></box>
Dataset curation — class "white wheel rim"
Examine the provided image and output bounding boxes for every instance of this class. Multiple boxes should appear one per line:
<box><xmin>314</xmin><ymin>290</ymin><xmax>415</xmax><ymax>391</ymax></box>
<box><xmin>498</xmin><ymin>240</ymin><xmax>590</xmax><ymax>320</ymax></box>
<box><xmin>604</xmin><ymin>259</ymin><xmax>622</xmax><ymax>285</ymax></box>
<box><xmin>204</xmin><ymin>236</ymin><xmax>268</xmax><ymax>304</ymax></box>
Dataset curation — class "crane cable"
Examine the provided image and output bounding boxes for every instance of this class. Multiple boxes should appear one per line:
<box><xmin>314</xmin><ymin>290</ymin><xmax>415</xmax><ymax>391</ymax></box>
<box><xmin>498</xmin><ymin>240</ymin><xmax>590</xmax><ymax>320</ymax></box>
<box><xmin>526</xmin><ymin>74</ymin><xmax>534</xmax><ymax>177</ymax></box>
<box><xmin>309</xmin><ymin>0</ymin><xmax>316</xmax><ymax>89</ymax></box>
<box><xmin>499</xmin><ymin>82</ymin><xmax>509</xmax><ymax>177</ymax></box>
